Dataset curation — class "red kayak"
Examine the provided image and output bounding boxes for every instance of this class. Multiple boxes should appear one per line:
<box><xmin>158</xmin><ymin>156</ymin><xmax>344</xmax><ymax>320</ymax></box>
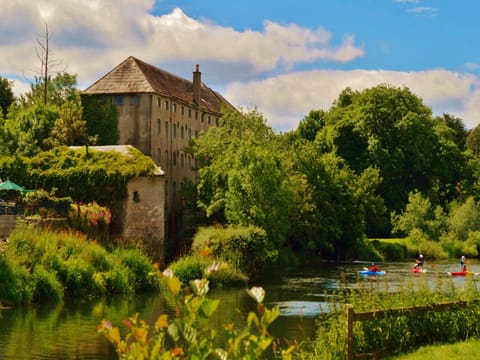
<box><xmin>447</xmin><ymin>270</ymin><xmax>478</xmax><ymax>276</ymax></box>
<box><xmin>412</xmin><ymin>267</ymin><xmax>426</xmax><ymax>273</ymax></box>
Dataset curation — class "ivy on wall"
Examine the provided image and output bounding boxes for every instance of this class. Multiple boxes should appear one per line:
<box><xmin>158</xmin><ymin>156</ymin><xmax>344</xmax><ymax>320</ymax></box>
<box><xmin>0</xmin><ymin>146</ymin><xmax>157</xmax><ymax>206</ymax></box>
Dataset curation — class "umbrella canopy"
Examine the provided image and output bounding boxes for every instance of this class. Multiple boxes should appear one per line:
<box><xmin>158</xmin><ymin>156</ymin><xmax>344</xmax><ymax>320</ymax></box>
<box><xmin>0</xmin><ymin>179</ymin><xmax>24</xmax><ymax>191</ymax></box>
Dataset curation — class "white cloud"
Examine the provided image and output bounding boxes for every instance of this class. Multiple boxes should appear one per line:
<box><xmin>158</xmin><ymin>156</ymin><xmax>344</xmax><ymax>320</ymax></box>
<box><xmin>224</xmin><ymin>69</ymin><xmax>480</xmax><ymax>132</ymax></box>
<box><xmin>0</xmin><ymin>1</ymin><xmax>364</xmax><ymax>88</ymax></box>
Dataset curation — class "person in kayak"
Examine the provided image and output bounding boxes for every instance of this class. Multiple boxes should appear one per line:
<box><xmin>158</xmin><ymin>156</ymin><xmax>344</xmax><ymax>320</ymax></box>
<box><xmin>417</xmin><ymin>254</ymin><xmax>425</xmax><ymax>268</ymax></box>
<box><xmin>369</xmin><ymin>262</ymin><xmax>380</xmax><ymax>272</ymax></box>
<box><xmin>460</xmin><ymin>256</ymin><xmax>466</xmax><ymax>271</ymax></box>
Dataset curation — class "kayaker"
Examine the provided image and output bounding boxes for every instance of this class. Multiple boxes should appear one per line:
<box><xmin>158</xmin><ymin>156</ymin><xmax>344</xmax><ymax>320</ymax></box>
<box><xmin>460</xmin><ymin>256</ymin><xmax>466</xmax><ymax>270</ymax></box>
<box><xmin>417</xmin><ymin>254</ymin><xmax>425</xmax><ymax>268</ymax></box>
<box><xmin>369</xmin><ymin>262</ymin><xmax>380</xmax><ymax>272</ymax></box>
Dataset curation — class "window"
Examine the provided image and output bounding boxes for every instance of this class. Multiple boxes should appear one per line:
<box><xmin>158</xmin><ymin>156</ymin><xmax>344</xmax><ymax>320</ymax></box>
<box><xmin>188</xmin><ymin>109</ymin><xmax>192</xmax><ymax>118</ymax></box>
<box><xmin>156</xmin><ymin>148</ymin><xmax>161</xmax><ymax>162</ymax></box>
<box><xmin>215</xmin><ymin>118</ymin><xmax>219</xmax><ymax>126</ymax></box>
<box><xmin>165</xmin><ymin>101</ymin><xmax>169</xmax><ymax>110</ymax></box>
<box><xmin>173</xmin><ymin>103</ymin><xmax>176</xmax><ymax>112</ymax></box>
<box><xmin>172</xmin><ymin>151</ymin><xmax>177</xmax><ymax>166</ymax></box>
<box><xmin>181</xmin><ymin>153</ymin><xmax>184</xmax><ymax>168</ymax></box>
<box><xmin>131</xmin><ymin>96</ymin><xmax>140</xmax><ymax>106</ymax></box>
<box><xmin>208</xmin><ymin>115</ymin><xmax>211</xmax><ymax>124</ymax></box>
<box><xmin>173</xmin><ymin>123</ymin><xmax>177</xmax><ymax>138</ymax></box>
<box><xmin>181</xmin><ymin>106</ymin><xmax>184</xmax><ymax>115</ymax></box>
<box><xmin>181</xmin><ymin>126</ymin><xmax>184</xmax><ymax>139</ymax></box>
<box><xmin>156</xmin><ymin>119</ymin><xmax>161</xmax><ymax>134</ymax></box>
<box><xmin>157</xmin><ymin>98</ymin><xmax>161</xmax><ymax>107</ymax></box>
<box><xmin>165</xmin><ymin>150</ymin><xmax>168</xmax><ymax>166</ymax></box>
<box><xmin>165</xmin><ymin>122</ymin><xmax>169</xmax><ymax>136</ymax></box>
<box><xmin>188</xmin><ymin>128</ymin><xmax>191</xmax><ymax>141</ymax></box>
<box><xmin>195</xmin><ymin>111</ymin><xmax>198</xmax><ymax>120</ymax></box>
<box><xmin>114</xmin><ymin>96</ymin><xmax>123</xmax><ymax>105</ymax></box>
<box><xmin>195</xmin><ymin>130</ymin><xmax>199</xmax><ymax>138</ymax></box>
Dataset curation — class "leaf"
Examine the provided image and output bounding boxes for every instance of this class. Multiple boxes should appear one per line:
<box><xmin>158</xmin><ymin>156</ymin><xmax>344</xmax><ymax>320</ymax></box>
<box><xmin>155</xmin><ymin>314</ymin><xmax>169</xmax><ymax>330</ymax></box>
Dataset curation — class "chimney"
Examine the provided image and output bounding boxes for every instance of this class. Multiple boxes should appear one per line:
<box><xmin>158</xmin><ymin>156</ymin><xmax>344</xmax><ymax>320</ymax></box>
<box><xmin>193</xmin><ymin>64</ymin><xmax>201</xmax><ymax>107</ymax></box>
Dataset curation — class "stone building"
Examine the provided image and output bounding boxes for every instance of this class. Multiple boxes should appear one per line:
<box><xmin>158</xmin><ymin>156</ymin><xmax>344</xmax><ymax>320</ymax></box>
<box><xmin>82</xmin><ymin>57</ymin><xmax>235</xmax><ymax>252</ymax></box>
<box><xmin>71</xmin><ymin>145</ymin><xmax>166</xmax><ymax>265</ymax></box>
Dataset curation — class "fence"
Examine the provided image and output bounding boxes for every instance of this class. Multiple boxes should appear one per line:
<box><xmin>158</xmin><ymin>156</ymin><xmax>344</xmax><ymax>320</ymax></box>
<box><xmin>345</xmin><ymin>298</ymin><xmax>480</xmax><ymax>359</ymax></box>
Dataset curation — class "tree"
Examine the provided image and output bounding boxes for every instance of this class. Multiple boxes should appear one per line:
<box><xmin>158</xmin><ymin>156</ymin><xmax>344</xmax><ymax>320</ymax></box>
<box><xmin>32</xmin><ymin>23</ymin><xmax>63</xmax><ymax>105</ymax></box>
<box><xmin>0</xmin><ymin>77</ymin><xmax>14</xmax><ymax>117</ymax></box>
<box><xmin>435</xmin><ymin>113</ymin><xmax>468</xmax><ymax>151</ymax></box>
<box><xmin>44</xmin><ymin>101</ymin><xmax>91</xmax><ymax>148</ymax></box>
<box><xmin>194</xmin><ymin>108</ymin><xmax>290</xmax><ymax>247</ymax></box>
<box><xmin>466</xmin><ymin>124</ymin><xmax>480</xmax><ymax>155</ymax></box>
<box><xmin>317</xmin><ymin>84</ymin><xmax>465</xmax><ymax>235</ymax></box>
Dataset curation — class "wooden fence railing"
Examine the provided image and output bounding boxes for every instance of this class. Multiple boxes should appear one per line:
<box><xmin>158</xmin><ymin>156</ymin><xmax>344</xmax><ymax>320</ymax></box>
<box><xmin>345</xmin><ymin>299</ymin><xmax>480</xmax><ymax>360</ymax></box>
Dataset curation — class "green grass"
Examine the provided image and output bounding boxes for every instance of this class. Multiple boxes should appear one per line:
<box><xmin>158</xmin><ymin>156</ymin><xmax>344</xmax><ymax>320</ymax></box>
<box><xmin>391</xmin><ymin>338</ymin><xmax>480</xmax><ymax>359</ymax></box>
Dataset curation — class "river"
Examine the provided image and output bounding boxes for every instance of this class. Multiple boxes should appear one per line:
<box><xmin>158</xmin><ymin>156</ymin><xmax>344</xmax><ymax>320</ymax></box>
<box><xmin>0</xmin><ymin>260</ymin><xmax>477</xmax><ymax>359</ymax></box>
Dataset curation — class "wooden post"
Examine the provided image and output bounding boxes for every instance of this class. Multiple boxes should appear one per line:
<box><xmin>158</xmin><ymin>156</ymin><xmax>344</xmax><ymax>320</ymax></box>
<box><xmin>346</xmin><ymin>304</ymin><xmax>354</xmax><ymax>360</ymax></box>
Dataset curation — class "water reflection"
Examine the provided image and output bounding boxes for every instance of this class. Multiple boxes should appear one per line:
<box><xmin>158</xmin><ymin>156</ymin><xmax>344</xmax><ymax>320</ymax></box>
<box><xmin>0</xmin><ymin>261</ymin><xmax>477</xmax><ymax>359</ymax></box>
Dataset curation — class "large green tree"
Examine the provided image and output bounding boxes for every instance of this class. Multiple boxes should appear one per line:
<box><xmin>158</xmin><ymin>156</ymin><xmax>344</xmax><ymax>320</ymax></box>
<box><xmin>194</xmin><ymin>108</ymin><xmax>290</xmax><ymax>246</ymax></box>
<box><xmin>316</xmin><ymin>84</ymin><xmax>465</xmax><ymax>234</ymax></box>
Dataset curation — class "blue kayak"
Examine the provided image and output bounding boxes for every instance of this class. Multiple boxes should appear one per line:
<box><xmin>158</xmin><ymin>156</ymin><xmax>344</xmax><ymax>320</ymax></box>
<box><xmin>360</xmin><ymin>270</ymin><xmax>386</xmax><ymax>276</ymax></box>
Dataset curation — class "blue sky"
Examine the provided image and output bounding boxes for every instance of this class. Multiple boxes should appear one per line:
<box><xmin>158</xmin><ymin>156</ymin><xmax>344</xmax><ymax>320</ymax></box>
<box><xmin>1</xmin><ymin>0</ymin><xmax>480</xmax><ymax>131</ymax></box>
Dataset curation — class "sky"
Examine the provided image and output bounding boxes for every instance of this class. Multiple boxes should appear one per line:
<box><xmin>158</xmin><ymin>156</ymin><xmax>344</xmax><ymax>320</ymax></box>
<box><xmin>1</xmin><ymin>0</ymin><xmax>480</xmax><ymax>132</ymax></box>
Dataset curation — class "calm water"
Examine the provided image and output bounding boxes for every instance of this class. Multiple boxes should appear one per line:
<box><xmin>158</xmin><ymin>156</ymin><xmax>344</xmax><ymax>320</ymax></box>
<box><xmin>0</xmin><ymin>260</ymin><xmax>477</xmax><ymax>359</ymax></box>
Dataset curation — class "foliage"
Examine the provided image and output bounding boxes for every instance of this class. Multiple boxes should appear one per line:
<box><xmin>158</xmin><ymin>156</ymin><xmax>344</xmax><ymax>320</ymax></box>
<box><xmin>81</xmin><ymin>94</ymin><xmax>118</xmax><ymax>145</ymax></box>
<box><xmin>195</xmin><ymin>108</ymin><xmax>291</xmax><ymax>247</ymax></box>
<box><xmin>23</xmin><ymin>188</ymin><xmax>73</xmax><ymax>218</ymax></box>
<box><xmin>44</xmin><ymin>100</ymin><xmax>91</xmax><ymax>148</ymax></box>
<box><xmin>25</xmin><ymin>146</ymin><xmax>157</xmax><ymax>204</ymax></box>
<box><xmin>169</xmin><ymin>254</ymin><xmax>248</xmax><ymax>289</ymax></box>
<box><xmin>0</xmin><ymin>76</ymin><xmax>15</xmax><ymax>117</ymax></box>
<box><xmin>392</xmin><ymin>193</ymin><xmax>480</xmax><ymax>258</ymax></box>
<box><xmin>391</xmin><ymin>191</ymin><xmax>447</xmax><ymax>241</ymax></box>
<box><xmin>192</xmin><ymin>225</ymin><xmax>274</xmax><ymax>278</ymax></box>
<box><xmin>98</xmin><ymin>265</ymin><xmax>303</xmax><ymax>359</ymax></box>
<box><xmin>310</xmin><ymin>275</ymin><xmax>480</xmax><ymax>359</ymax></box>
<box><xmin>0</xmin><ymin>225</ymin><xmax>158</xmax><ymax>305</ymax></box>
<box><xmin>317</xmin><ymin>84</ymin><xmax>465</xmax><ymax>235</ymax></box>
<box><xmin>23</xmin><ymin>72</ymin><xmax>81</xmax><ymax>108</ymax></box>
<box><xmin>1</xmin><ymin>102</ymin><xmax>60</xmax><ymax>156</ymax></box>
<box><xmin>68</xmin><ymin>201</ymin><xmax>111</xmax><ymax>239</ymax></box>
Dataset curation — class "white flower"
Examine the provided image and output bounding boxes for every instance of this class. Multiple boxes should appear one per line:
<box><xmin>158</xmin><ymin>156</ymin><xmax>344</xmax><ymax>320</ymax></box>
<box><xmin>192</xmin><ymin>279</ymin><xmax>210</xmax><ymax>296</ymax></box>
<box><xmin>247</xmin><ymin>286</ymin><xmax>265</xmax><ymax>304</ymax></box>
<box><xmin>162</xmin><ymin>268</ymin><xmax>174</xmax><ymax>278</ymax></box>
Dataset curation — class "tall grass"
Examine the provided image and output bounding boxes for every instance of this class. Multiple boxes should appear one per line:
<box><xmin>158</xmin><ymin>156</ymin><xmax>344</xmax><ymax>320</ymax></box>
<box><xmin>0</xmin><ymin>224</ymin><xmax>158</xmax><ymax>306</ymax></box>
<box><xmin>309</xmin><ymin>273</ymin><xmax>480</xmax><ymax>359</ymax></box>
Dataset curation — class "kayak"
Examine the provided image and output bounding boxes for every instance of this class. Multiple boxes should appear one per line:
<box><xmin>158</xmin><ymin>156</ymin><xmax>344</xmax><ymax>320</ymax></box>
<box><xmin>412</xmin><ymin>267</ymin><xmax>427</xmax><ymax>273</ymax></box>
<box><xmin>360</xmin><ymin>270</ymin><xmax>386</xmax><ymax>276</ymax></box>
<box><xmin>447</xmin><ymin>271</ymin><xmax>478</xmax><ymax>276</ymax></box>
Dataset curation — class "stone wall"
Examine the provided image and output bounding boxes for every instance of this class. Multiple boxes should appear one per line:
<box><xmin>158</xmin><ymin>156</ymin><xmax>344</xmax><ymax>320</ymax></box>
<box><xmin>120</xmin><ymin>172</ymin><xmax>165</xmax><ymax>266</ymax></box>
<box><xmin>0</xmin><ymin>215</ymin><xmax>16</xmax><ymax>238</ymax></box>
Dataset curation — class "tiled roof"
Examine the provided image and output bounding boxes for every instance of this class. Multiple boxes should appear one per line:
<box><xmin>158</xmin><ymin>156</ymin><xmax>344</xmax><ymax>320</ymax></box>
<box><xmin>82</xmin><ymin>56</ymin><xmax>233</xmax><ymax>114</ymax></box>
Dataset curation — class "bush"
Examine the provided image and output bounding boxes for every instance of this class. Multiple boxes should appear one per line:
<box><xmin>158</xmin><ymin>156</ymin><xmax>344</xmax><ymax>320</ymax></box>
<box><xmin>192</xmin><ymin>225</ymin><xmax>273</xmax><ymax>278</ymax></box>
<box><xmin>0</xmin><ymin>225</ymin><xmax>158</xmax><ymax>304</ymax></box>
<box><xmin>0</xmin><ymin>255</ymin><xmax>33</xmax><ymax>305</ymax></box>
<box><xmin>169</xmin><ymin>254</ymin><xmax>247</xmax><ymax>289</ymax></box>
<box><xmin>113</xmin><ymin>248</ymin><xmax>158</xmax><ymax>292</ymax></box>
<box><xmin>32</xmin><ymin>264</ymin><xmax>62</xmax><ymax>302</ymax></box>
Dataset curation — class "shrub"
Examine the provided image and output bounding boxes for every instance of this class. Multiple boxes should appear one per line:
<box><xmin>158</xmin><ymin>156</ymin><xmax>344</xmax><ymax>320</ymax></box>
<box><xmin>169</xmin><ymin>254</ymin><xmax>248</xmax><ymax>289</ymax></box>
<box><xmin>113</xmin><ymin>248</ymin><xmax>158</xmax><ymax>292</ymax></box>
<box><xmin>192</xmin><ymin>225</ymin><xmax>273</xmax><ymax>278</ymax></box>
<box><xmin>0</xmin><ymin>255</ymin><xmax>33</xmax><ymax>305</ymax></box>
<box><xmin>32</xmin><ymin>264</ymin><xmax>63</xmax><ymax>302</ymax></box>
<box><xmin>0</xmin><ymin>226</ymin><xmax>158</xmax><ymax>304</ymax></box>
